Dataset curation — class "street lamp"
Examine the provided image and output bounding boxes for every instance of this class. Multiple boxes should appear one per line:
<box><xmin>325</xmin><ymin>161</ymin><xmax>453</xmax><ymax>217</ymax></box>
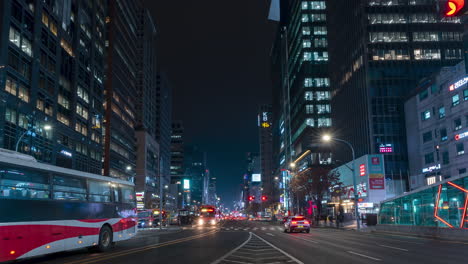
<box><xmin>15</xmin><ymin>124</ymin><xmax>52</xmax><ymax>152</ymax></box>
<box><xmin>322</xmin><ymin>134</ymin><xmax>360</xmax><ymax>230</ymax></box>
<box><xmin>289</xmin><ymin>162</ymin><xmax>296</xmax><ymax>169</ymax></box>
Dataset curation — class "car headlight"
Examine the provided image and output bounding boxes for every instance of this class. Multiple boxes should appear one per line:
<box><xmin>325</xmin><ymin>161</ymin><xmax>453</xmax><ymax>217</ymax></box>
<box><xmin>210</xmin><ymin>220</ymin><xmax>216</xmax><ymax>225</ymax></box>
<box><xmin>198</xmin><ymin>219</ymin><xmax>204</xmax><ymax>225</ymax></box>
<box><xmin>149</xmin><ymin>221</ymin><xmax>152</xmax><ymax>226</ymax></box>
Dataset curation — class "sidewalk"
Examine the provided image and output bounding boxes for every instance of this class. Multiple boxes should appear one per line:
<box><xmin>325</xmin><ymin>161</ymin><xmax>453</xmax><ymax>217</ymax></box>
<box><xmin>315</xmin><ymin>220</ymin><xmax>374</xmax><ymax>231</ymax></box>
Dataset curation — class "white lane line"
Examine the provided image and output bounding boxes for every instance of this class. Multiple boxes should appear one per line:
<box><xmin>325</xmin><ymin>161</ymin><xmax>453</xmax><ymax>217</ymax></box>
<box><xmin>270</xmin><ymin>227</ymin><xmax>275</xmax><ymax>230</ymax></box>
<box><xmin>210</xmin><ymin>233</ymin><xmax>253</xmax><ymax>264</ymax></box>
<box><xmin>261</xmin><ymin>227</ymin><xmax>266</xmax><ymax>230</ymax></box>
<box><xmin>378</xmin><ymin>245</ymin><xmax>408</xmax><ymax>252</ymax></box>
<box><xmin>252</xmin><ymin>233</ymin><xmax>304</xmax><ymax>264</ymax></box>
<box><xmin>266</xmin><ymin>233</ymin><xmax>275</xmax><ymax>237</ymax></box>
<box><xmin>347</xmin><ymin>251</ymin><xmax>382</xmax><ymax>261</ymax></box>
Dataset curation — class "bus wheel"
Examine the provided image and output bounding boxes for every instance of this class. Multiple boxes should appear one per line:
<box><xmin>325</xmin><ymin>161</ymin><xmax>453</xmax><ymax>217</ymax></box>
<box><xmin>97</xmin><ymin>225</ymin><xmax>113</xmax><ymax>252</ymax></box>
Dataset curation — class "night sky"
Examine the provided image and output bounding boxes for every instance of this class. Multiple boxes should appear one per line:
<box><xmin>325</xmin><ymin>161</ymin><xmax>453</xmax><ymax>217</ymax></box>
<box><xmin>144</xmin><ymin>0</ymin><xmax>277</xmax><ymax>206</ymax></box>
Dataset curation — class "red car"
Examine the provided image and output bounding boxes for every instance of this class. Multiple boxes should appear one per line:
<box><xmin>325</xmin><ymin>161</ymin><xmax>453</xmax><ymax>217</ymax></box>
<box><xmin>284</xmin><ymin>216</ymin><xmax>310</xmax><ymax>233</ymax></box>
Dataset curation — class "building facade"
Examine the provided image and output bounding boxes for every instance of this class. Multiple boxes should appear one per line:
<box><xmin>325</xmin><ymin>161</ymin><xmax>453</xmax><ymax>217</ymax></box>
<box><xmin>258</xmin><ymin>105</ymin><xmax>275</xmax><ymax>204</ymax></box>
<box><xmin>156</xmin><ymin>72</ymin><xmax>172</xmax><ymax>182</ymax></box>
<box><xmin>170</xmin><ymin>121</ymin><xmax>184</xmax><ymax>177</ymax></box>
<box><xmin>328</xmin><ymin>0</ymin><xmax>464</xmax><ymax>185</ymax></box>
<box><xmin>406</xmin><ymin>61</ymin><xmax>468</xmax><ymax>190</ymax></box>
<box><xmin>0</xmin><ymin>0</ymin><xmax>106</xmax><ymax>174</ymax></box>
<box><xmin>271</xmin><ymin>0</ymin><xmax>332</xmax><ymax>212</ymax></box>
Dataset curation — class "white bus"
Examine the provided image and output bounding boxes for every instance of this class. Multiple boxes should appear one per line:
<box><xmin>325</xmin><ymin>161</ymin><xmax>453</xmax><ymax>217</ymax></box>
<box><xmin>0</xmin><ymin>148</ymin><xmax>137</xmax><ymax>262</ymax></box>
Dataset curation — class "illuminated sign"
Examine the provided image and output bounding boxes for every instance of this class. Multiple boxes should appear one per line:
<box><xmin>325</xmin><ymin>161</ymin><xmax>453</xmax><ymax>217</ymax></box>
<box><xmin>136</xmin><ymin>192</ymin><xmax>144</xmax><ymax>209</ymax></box>
<box><xmin>379</xmin><ymin>144</ymin><xmax>393</xmax><ymax>153</ymax></box>
<box><xmin>183</xmin><ymin>179</ymin><xmax>190</xmax><ymax>190</ymax></box>
<box><xmin>455</xmin><ymin>130</ymin><xmax>468</xmax><ymax>141</ymax></box>
<box><xmin>444</xmin><ymin>0</ymin><xmax>465</xmax><ymax>17</ymax></box>
<box><xmin>263</xmin><ymin>112</ymin><xmax>268</xmax><ymax>121</ymax></box>
<box><xmin>371</xmin><ymin>157</ymin><xmax>380</xmax><ymax>165</ymax></box>
<box><xmin>449</xmin><ymin>76</ymin><xmax>468</xmax><ymax>91</ymax></box>
<box><xmin>60</xmin><ymin>150</ymin><xmax>72</xmax><ymax>157</ymax></box>
<box><xmin>369</xmin><ymin>173</ymin><xmax>384</xmax><ymax>189</ymax></box>
<box><xmin>359</xmin><ymin>164</ymin><xmax>366</xmax><ymax>176</ymax></box>
<box><xmin>261</xmin><ymin>122</ymin><xmax>270</xmax><ymax>128</ymax></box>
<box><xmin>252</xmin><ymin>174</ymin><xmax>261</xmax><ymax>182</ymax></box>
<box><xmin>358</xmin><ymin>203</ymin><xmax>374</xmax><ymax>208</ymax></box>
<box><xmin>422</xmin><ymin>164</ymin><xmax>441</xmax><ymax>173</ymax></box>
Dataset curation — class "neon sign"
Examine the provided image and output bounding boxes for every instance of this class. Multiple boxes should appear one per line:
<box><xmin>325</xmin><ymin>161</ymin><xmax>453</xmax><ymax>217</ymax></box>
<box><xmin>379</xmin><ymin>144</ymin><xmax>393</xmax><ymax>153</ymax></box>
<box><xmin>444</xmin><ymin>0</ymin><xmax>465</xmax><ymax>17</ymax></box>
<box><xmin>422</xmin><ymin>164</ymin><xmax>441</xmax><ymax>173</ymax></box>
<box><xmin>359</xmin><ymin>164</ymin><xmax>366</xmax><ymax>176</ymax></box>
<box><xmin>455</xmin><ymin>130</ymin><xmax>468</xmax><ymax>141</ymax></box>
<box><xmin>60</xmin><ymin>150</ymin><xmax>72</xmax><ymax>157</ymax></box>
<box><xmin>449</xmin><ymin>76</ymin><xmax>468</xmax><ymax>91</ymax></box>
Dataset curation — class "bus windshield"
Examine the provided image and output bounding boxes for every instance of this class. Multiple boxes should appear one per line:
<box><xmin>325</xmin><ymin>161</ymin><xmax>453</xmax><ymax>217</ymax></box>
<box><xmin>137</xmin><ymin>211</ymin><xmax>151</xmax><ymax>218</ymax></box>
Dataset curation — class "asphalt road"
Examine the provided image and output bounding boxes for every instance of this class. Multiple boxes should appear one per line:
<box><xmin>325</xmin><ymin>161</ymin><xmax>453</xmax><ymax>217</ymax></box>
<box><xmin>13</xmin><ymin>220</ymin><xmax>468</xmax><ymax>264</ymax></box>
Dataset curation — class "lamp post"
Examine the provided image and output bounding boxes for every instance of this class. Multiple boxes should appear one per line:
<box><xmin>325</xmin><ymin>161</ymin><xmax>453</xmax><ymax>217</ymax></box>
<box><xmin>15</xmin><ymin>124</ymin><xmax>52</xmax><ymax>152</ymax></box>
<box><xmin>322</xmin><ymin>134</ymin><xmax>360</xmax><ymax>230</ymax></box>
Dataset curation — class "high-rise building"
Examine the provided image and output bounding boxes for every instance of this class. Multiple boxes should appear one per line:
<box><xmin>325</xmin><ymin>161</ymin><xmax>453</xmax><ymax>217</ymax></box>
<box><xmin>156</xmin><ymin>72</ymin><xmax>172</xmax><ymax>181</ymax></box>
<box><xmin>0</xmin><ymin>0</ymin><xmax>106</xmax><ymax>174</ymax></box>
<box><xmin>328</xmin><ymin>0</ymin><xmax>463</xmax><ymax>184</ymax></box>
<box><xmin>271</xmin><ymin>0</ymin><xmax>332</xmax><ymax>212</ymax></box>
<box><xmin>104</xmin><ymin>0</ymin><xmax>140</xmax><ymax>179</ymax></box>
<box><xmin>258</xmin><ymin>105</ymin><xmax>275</xmax><ymax>203</ymax></box>
<box><xmin>134</xmin><ymin>7</ymin><xmax>160</xmax><ymax>208</ymax></box>
<box><xmin>170</xmin><ymin>121</ymin><xmax>184</xmax><ymax>177</ymax></box>
<box><xmin>184</xmin><ymin>145</ymin><xmax>207</xmax><ymax>206</ymax></box>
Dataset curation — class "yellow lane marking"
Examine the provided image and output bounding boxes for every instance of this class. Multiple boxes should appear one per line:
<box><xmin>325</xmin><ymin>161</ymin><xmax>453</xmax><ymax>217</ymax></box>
<box><xmin>65</xmin><ymin>230</ymin><xmax>218</xmax><ymax>264</ymax></box>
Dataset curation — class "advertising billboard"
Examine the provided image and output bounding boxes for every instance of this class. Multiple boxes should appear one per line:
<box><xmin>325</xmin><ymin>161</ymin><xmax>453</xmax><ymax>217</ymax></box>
<box><xmin>252</xmin><ymin>174</ymin><xmax>261</xmax><ymax>182</ymax></box>
<box><xmin>183</xmin><ymin>179</ymin><xmax>190</xmax><ymax>190</ymax></box>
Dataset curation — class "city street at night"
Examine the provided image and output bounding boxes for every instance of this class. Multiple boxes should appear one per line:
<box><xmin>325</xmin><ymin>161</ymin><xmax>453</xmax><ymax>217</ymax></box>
<box><xmin>14</xmin><ymin>221</ymin><xmax>468</xmax><ymax>264</ymax></box>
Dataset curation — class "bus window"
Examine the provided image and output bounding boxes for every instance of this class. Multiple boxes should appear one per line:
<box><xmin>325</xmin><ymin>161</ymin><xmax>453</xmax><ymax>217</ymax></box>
<box><xmin>120</xmin><ymin>186</ymin><xmax>135</xmax><ymax>205</ymax></box>
<box><xmin>0</xmin><ymin>167</ymin><xmax>49</xmax><ymax>199</ymax></box>
<box><xmin>53</xmin><ymin>175</ymin><xmax>86</xmax><ymax>201</ymax></box>
<box><xmin>113</xmin><ymin>188</ymin><xmax>120</xmax><ymax>202</ymax></box>
<box><xmin>88</xmin><ymin>180</ymin><xmax>111</xmax><ymax>202</ymax></box>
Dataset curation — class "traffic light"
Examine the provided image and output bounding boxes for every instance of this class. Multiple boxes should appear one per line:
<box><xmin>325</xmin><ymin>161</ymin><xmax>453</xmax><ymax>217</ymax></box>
<box><xmin>441</xmin><ymin>0</ymin><xmax>466</xmax><ymax>17</ymax></box>
<box><xmin>248</xmin><ymin>196</ymin><xmax>254</xmax><ymax>201</ymax></box>
<box><xmin>261</xmin><ymin>195</ymin><xmax>267</xmax><ymax>202</ymax></box>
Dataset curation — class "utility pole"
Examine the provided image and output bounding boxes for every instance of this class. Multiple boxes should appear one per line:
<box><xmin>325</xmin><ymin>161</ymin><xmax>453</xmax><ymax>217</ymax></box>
<box><xmin>159</xmin><ymin>156</ymin><xmax>163</xmax><ymax>230</ymax></box>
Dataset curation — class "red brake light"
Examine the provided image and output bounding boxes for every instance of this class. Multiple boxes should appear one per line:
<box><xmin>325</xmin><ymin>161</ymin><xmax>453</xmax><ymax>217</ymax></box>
<box><xmin>304</xmin><ymin>221</ymin><xmax>309</xmax><ymax>224</ymax></box>
<box><xmin>292</xmin><ymin>221</ymin><xmax>297</xmax><ymax>224</ymax></box>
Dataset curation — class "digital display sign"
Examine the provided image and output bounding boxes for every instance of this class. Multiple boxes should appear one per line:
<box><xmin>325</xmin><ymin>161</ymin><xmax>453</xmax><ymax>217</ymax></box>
<box><xmin>455</xmin><ymin>130</ymin><xmax>468</xmax><ymax>141</ymax></box>
<box><xmin>252</xmin><ymin>174</ymin><xmax>261</xmax><ymax>182</ymax></box>
<box><xmin>379</xmin><ymin>144</ymin><xmax>393</xmax><ymax>153</ymax></box>
<box><xmin>183</xmin><ymin>179</ymin><xmax>190</xmax><ymax>190</ymax></box>
<box><xmin>422</xmin><ymin>164</ymin><xmax>441</xmax><ymax>173</ymax></box>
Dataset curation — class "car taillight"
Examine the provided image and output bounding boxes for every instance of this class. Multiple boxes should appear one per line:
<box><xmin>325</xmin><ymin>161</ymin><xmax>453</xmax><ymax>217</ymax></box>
<box><xmin>304</xmin><ymin>221</ymin><xmax>309</xmax><ymax>224</ymax></box>
<box><xmin>292</xmin><ymin>221</ymin><xmax>297</xmax><ymax>224</ymax></box>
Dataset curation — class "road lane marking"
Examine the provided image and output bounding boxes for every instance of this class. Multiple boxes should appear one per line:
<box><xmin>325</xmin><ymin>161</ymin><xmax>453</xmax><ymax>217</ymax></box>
<box><xmin>266</xmin><ymin>233</ymin><xmax>275</xmax><ymax>237</ymax></box>
<box><xmin>378</xmin><ymin>244</ymin><xmax>408</xmax><ymax>251</ymax></box>
<box><xmin>347</xmin><ymin>251</ymin><xmax>381</xmax><ymax>261</ymax></box>
<box><xmin>65</xmin><ymin>230</ymin><xmax>218</xmax><ymax>264</ymax></box>
<box><xmin>211</xmin><ymin>233</ymin><xmax>253</xmax><ymax>264</ymax></box>
<box><xmin>253</xmin><ymin>233</ymin><xmax>303</xmax><ymax>264</ymax></box>
<box><xmin>285</xmin><ymin>235</ymin><xmax>318</xmax><ymax>244</ymax></box>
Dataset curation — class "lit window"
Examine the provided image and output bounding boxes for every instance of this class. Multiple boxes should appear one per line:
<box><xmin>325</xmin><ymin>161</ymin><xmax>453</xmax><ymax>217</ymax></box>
<box><xmin>303</xmin><ymin>40</ymin><xmax>311</xmax><ymax>48</ymax></box>
<box><xmin>316</xmin><ymin>104</ymin><xmax>331</xmax><ymax>114</ymax></box>
<box><xmin>310</xmin><ymin>1</ymin><xmax>326</xmax><ymax>10</ymax></box>
<box><xmin>440</xmin><ymin>128</ymin><xmax>448</xmax><ymax>141</ymax></box>
<box><xmin>426</xmin><ymin>176</ymin><xmax>436</xmax><ymax>185</ymax></box>
<box><xmin>316</xmin><ymin>91</ymin><xmax>330</xmax><ymax>101</ymax></box>
<box><xmin>421</xmin><ymin>110</ymin><xmax>431</xmax><ymax>121</ymax></box>
<box><xmin>368</xmin><ymin>13</ymin><xmax>406</xmax><ymax>24</ymax></box>
<box><xmin>21</xmin><ymin>38</ymin><xmax>32</xmax><ymax>56</ymax></box>
<box><xmin>454</xmin><ymin>118</ymin><xmax>462</xmax><ymax>131</ymax></box>
<box><xmin>58</xmin><ymin>94</ymin><xmax>70</xmax><ymax>109</ymax></box>
<box><xmin>304</xmin><ymin>52</ymin><xmax>312</xmax><ymax>61</ymax></box>
<box><xmin>306</xmin><ymin>118</ymin><xmax>315</xmax><ymax>127</ymax></box>
<box><xmin>305</xmin><ymin>92</ymin><xmax>313</xmax><ymax>100</ymax></box>
<box><xmin>77</xmin><ymin>86</ymin><xmax>89</xmax><ymax>103</ymax></box>
<box><xmin>371</xmin><ymin>49</ymin><xmax>409</xmax><ymax>60</ymax></box>
<box><xmin>438</xmin><ymin>106</ymin><xmax>445</xmax><ymax>118</ymax></box>
<box><xmin>369</xmin><ymin>32</ymin><xmax>408</xmax><ymax>43</ymax></box>
<box><xmin>57</xmin><ymin>113</ymin><xmax>70</xmax><ymax>126</ymax></box>
<box><xmin>8</xmin><ymin>26</ymin><xmax>21</xmax><ymax>47</ymax></box>
<box><xmin>317</xmin><ymin>118</ymin><xmax>331</xmax><ymax>127</ymax></box>
<box><xmin>452</xmin><ymin>94</ymin><xmax>460</xmax><ymax>106</ymax></box>
<box><xmin>18</xmin><ymin>85</ymin><xmax>29</xmax><ymax>102</ymax></box>
<box><xmin>445</xmin><ymin>49</ymin><xmax>463</xmax><ymax>60</ymax></box>
<box><xmin>302</xmin><ymin>27</ymin><xmax>311</xmax><ymax>35</ymax></box>
<box><xmin>302</xmin><ymin>14</ymin><xmax>309</xmax><ymax>23</ymax></box>
<box><xmin>456</xmin><ymin>143</ymin><xmax>465</xmax><ymax>155</ymax></box>
<box><xmin>5</xmin><ymin>77</ymin><xmax>16</xmax><ymax>96</ymax></box>
<box><xmin>313</xmin><ymin>26</ymin><xmax>327</xmax><ymax>35</ymax></box>
<box><xmin>412</xmin><ymin>32</ymin><xmax>439</xmax><ymax>42</ymax></box>
<box><xmin>414</xmin><ymin>49</ymin><xmax>441</xmax><ymax>60</ymax></box>
<box><xmin>306</xmin><ymin>105</ymin><xmax>314</xmax><ymax>114</ymax></box>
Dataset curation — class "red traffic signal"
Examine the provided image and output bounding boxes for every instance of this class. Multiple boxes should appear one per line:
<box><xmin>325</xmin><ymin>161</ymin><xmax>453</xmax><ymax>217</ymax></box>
<box><xmin>444</xmin><ymin>0</ymin><xmax>465</xmax><ymax>17</ymax></box>
<box><xmin>248</xmin><ymin>196</ymin><xmax>254</xmax><ymax>201</ymax></box>
<box><xmin>261</xmin><ymin>195</ymin><xmax>267</xmax><ymax>201</ymax></box>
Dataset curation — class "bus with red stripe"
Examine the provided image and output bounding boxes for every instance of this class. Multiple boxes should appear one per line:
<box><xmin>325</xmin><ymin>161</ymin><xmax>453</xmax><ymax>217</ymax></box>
<box><xmin>0</xmin><ymin>148</ymin><xmax>137</xmax><ymax>262</ymax></box>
